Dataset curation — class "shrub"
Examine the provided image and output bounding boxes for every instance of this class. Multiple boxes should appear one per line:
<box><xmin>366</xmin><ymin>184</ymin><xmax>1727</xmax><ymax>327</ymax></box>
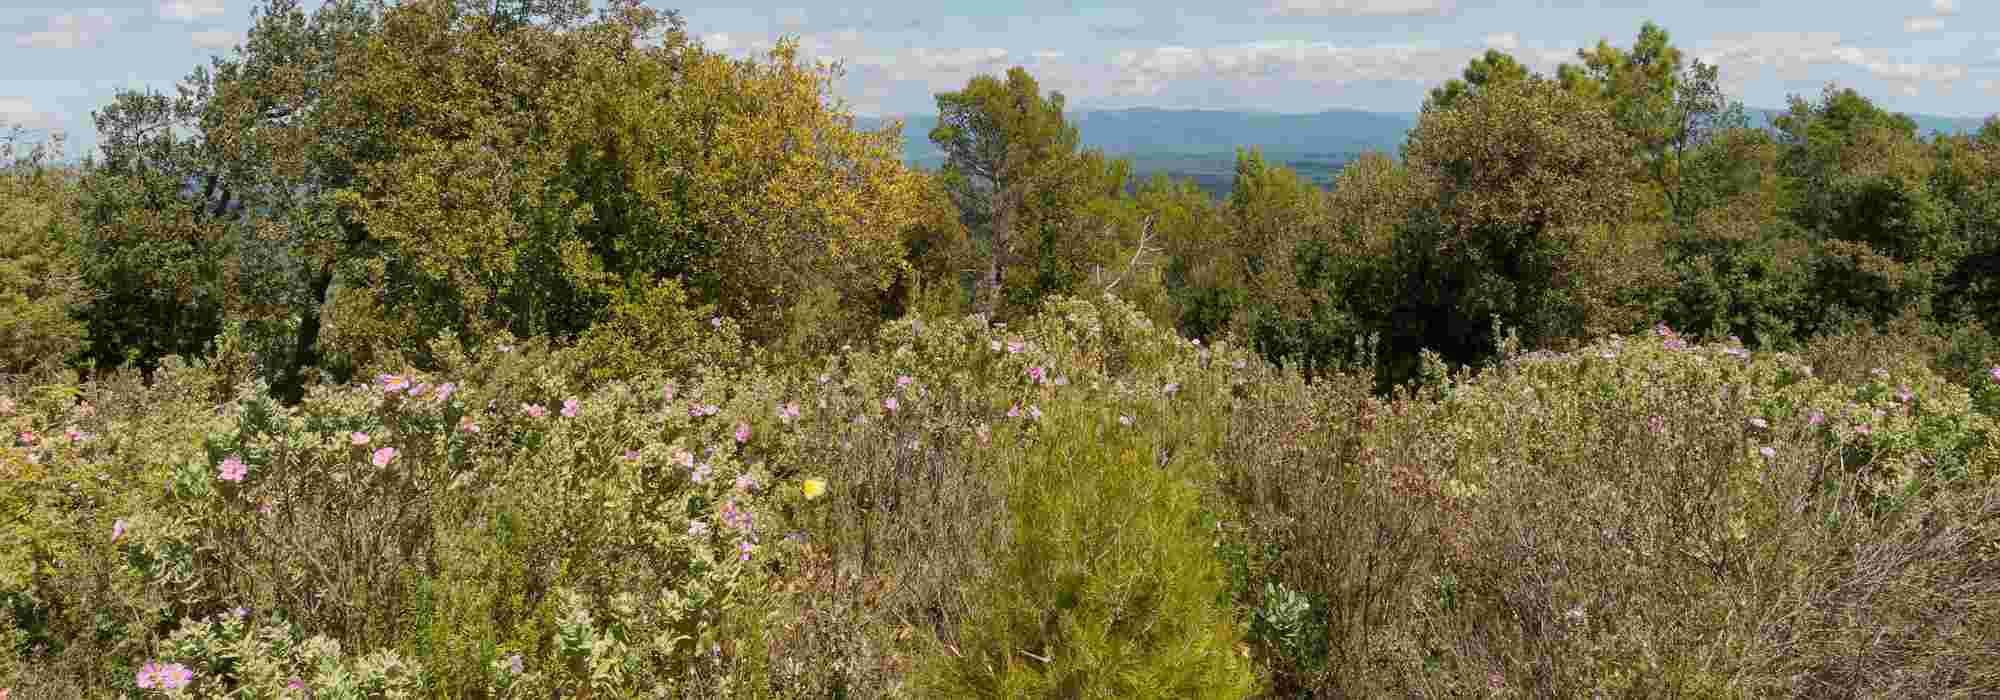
<box><xmin>1222</xmin><ymin>324</ymin><xmax>2000</xmax><ymax>697</ymax></box>
<box><xmin>912</xmin><ymin>397</ymin><xmax>1257</xmax><ymax>699</ymax></box>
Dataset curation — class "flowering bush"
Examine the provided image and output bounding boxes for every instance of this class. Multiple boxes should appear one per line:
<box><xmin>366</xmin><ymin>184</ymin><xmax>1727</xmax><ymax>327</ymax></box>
<box><xmin>6</xmin><ymin>296</ymin><xmax>2000</xmax><ymax>697</ymax></box>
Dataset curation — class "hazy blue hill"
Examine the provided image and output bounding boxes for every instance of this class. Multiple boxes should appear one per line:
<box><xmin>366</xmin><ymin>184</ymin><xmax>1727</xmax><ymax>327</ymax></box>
<box><xmin>860</xmin><ymin>106</ymin><xmax>1992</xmax><ymax>199</ymax></box>
<box><xmin>856</xmin><ymin>108</ymin><xmax>1415</xmax><ymax>163</ymax></box>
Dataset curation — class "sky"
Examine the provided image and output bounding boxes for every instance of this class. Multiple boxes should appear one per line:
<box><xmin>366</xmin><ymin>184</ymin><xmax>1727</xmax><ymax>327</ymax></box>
<box><xmin>4</xmin><ymin>0</ymin><xmax>1997</xmax><ymax>158</ymax></box>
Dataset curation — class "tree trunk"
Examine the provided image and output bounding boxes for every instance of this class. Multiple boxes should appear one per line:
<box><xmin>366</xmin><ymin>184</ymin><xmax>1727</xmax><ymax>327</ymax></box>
<box><xmin>276</xmin><ymin>259</ymin><xmax>337</xmax><ymax>405</ymax></box>
<box><xmin>982</xmin><ymin>185</ymin><xmax>1010</xmax><ymax>315</ymax></box>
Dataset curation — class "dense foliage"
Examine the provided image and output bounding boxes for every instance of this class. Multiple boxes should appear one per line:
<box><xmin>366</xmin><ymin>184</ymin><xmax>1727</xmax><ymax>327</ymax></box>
<box><xmin>6</xmin><ymin>2</ymin><xmax>2000</xmax><ymax>697</ymax></box>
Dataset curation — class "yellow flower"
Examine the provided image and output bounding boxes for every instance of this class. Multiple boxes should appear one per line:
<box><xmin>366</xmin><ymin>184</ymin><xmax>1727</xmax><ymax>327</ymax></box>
<box><xmin>801</xmin><ymin>478</ymin><xmax>827</xmax><ymax>500</ymax></box>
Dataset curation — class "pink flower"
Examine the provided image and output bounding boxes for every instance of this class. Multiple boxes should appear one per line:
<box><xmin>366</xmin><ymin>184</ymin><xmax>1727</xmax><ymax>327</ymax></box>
<box><xmin>561</xmin><ymin>398</ymin><xmax>580</xmax><ymax>418</ymax></box>
<box><xmin>522</xmin><ymin>403</ymin><xmax>547</xmax><ymax>418</ymax></box>
<box><xmin>1027</xmin><ymin>366</ymin><xmax>1045</xmax><ymax>384</ymax></box>
<box><xmin>1648</xmin><ymin>415</ymin><xmax>1666</xmax><ymax>434</ymax></box>
<box><xmin>674</xmin><ymin>450</ymin><xmax>694</xmax><ymax>467</ymax></box>
<box><xmin>433</xmin><ymin>382</ymin><xmax>456</xmax><ymax>403</ymax></box>
<box><xmin>735</xmin><ymin>473</ymin><xmax>757</xmax><ymax>492</ymax></box>
<box><xmin>1759</xmin><ymin>446</ymin><xmax>1776</xmax><ymax>459</ymax></box>
<box><xmin>350</xmin><ymin>431</ymin><xmax>371</xmax><ymax>446</ymax></box>
<box><xmin>883</xmin><ymin>397</ymin><xmax>899</xmax><ymax>413</ymax></box>
<box><xmin>287</xmin><ymin>677</ymin><xmax>305</xmax><ymax>690</ymax></box>
<box><xmin>735</xmin><ymin>422</ymin><xmax>752</xmax><ymax>443</ymax></box>
<box><xmin>663</xmin><ymin>382</ymin><xmax>678</xmax><ymax>402</ymax></box>
<box><xmin>16</xmin><ymin>431</ymin><xmax>34</xmax><ymax>446</ymax></box>
<box><xmin>1990</xmin><ymin>366</ymin><xmax>2000</xmax><ymax>383</ymax></box>
<box><xmin>739</xmin><ymin>541</ymin><xmax>753</xmax><ymax>561</ymax></box>
<box><xmin>377</xmin><ymin>373</ymin><xmax>410</xmax><ymax>393</ymax></box>
<box><xmin>1807</xmin><ymin>409</ymin><xmax>1825</xmax><ymax>426</ymax></box>
<box><xmin>372</xmin><ymin>447</ymin><xmax>398</xmax><ymax>467</ymax></box>
<box><xmin>1006</xmin><ymin>340</ymin><xmax>1023</xmax><ymax>354</ymax></box>
<box><xmin>1748</xmin><ymin>417</ymin><xmax>1768</xmax><ymax>430</ymax></box>
<box><xmin>1007</xmin><ymin>403</ymin><xmax>1020</xmax><ymax>418</ymax></box>
<box><xmin>625</xmin><ymin>449</ymin><xmax>642</xmax><ymax>461</ymax></box>
<box><xmin>778</xmin><ymin>402</ymin><xmax>801</xmax><ymax>422</ymax></box>
<box><xmin>410</xmin><ymin>383</ymin><xmax>431</xmax><ymax>399</ymax></box>
<box><xmin>218</xmin><ymin>456</ymin><xmax>248</xmax><ymax>482</ymax></box>
<box><xmin>1896</xmin><ymin>386</ymin><xmax>1914</xmax><ymax>403</ymax></box>
<box><xmin>112</xmin><ymin>519</ymin><xmax>127</xmax><ymax>542</ymax></box>
<box><xmin>1855</xmin><ymin>424</ymin><xmax>1874</xmax><ymax>436</ymax></box>
<box><xmin>1027</xmin><ymin>405</ymin><xmax>1042</xmax><ymax>420</ymax></box>
<box><xmin>897</xmin><ymin>375</ymin><xmax>914</xmax><ymax>387</ymax></box>
<box><xmin>65</xmin><ymin>427</ymin><xmax>84</xmax><ymax>443</ymax></box>
<box><xmin>975</xmin><ymin>424</ymin><xmax>991</xmax><ymax>444</ymax></box>
<box><xmin>458</xmin><ymin>416</ymin><xmax>481</xmax><ymax>433</ymax></box>
<box><xmin>136</xmin><ymin>661</ymin><xmax>193</xmax><ymax>690</ymax></box>
<box><xmin>711</xmin><ymin>316</ymin><xmax>722</xmax><ymax>328</ymax></box>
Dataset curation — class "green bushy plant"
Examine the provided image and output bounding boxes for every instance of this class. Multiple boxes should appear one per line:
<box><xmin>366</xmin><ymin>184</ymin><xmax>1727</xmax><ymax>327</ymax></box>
<box><xmin>912</xmin><ymin>397</ymin><xmax>1257</xmax><ymax>699</ymax></box>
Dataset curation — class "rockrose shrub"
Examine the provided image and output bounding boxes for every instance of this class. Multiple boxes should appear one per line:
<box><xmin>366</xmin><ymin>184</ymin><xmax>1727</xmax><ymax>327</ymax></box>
<box><xmin>1221</xmin><ymin>324</ymin><xmax>2000</xmax><ymax>697</ymax></box>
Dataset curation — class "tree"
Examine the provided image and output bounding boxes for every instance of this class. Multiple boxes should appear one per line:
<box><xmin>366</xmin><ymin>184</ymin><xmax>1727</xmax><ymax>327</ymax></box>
<box><xmin>0</xmin><ymin>129</ymin><xmax>89</xmax><ymax>374</ymax></box>
<box><xmin>1774</xmin><ymin>85</ymin><xmax>1953</xmax><ymax>333</ymax></box>
<box><xmin>1424</xmin><ymin>49</ymin><xmax>1533</xmax><ymax>112</ymax></box>
<box><xmin>76</xmin><ymin>0</ymin><xmax>384</xmax><ymax>399</ymax></box>
<box><xmin>1556</xmin><ymin>22</ymin><xmax>1749</xmax><ymax>229</ymax></box>
<box><xmin>325</xmin><ymin>1</ymin><xmax>927</xmax><ymax>366</ymax></box>
<box><xmin>1390</xmin><ymin>76</ymin><xmax>1647</xmax><ymax>376</ymax></box>
<box><xmin>930</xmin><ymin>67</ymin><xmax>1096</xmax><ymax>318</ymax></box>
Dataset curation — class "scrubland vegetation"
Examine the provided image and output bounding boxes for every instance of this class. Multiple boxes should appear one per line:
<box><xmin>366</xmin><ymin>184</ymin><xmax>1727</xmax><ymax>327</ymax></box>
<box><xmin>7</xmin><ymin>0</ymin><xmax>2000</xmax><ymax>697</ymax></box>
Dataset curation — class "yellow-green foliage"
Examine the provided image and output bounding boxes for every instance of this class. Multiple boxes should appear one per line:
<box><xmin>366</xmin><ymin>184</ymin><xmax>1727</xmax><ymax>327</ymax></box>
<box><xmin>323</xmin><ymin>1</ymin><xmax>928</xmax><ymax>368</ymax></box>
<box><xmin>912</xmin><ymin>398</ymin><xmax>1257</xmax><ymax>699</ymax></box>
<box><xmin>0</xmin><ymin>133</ymin><xmax>88</xmax><ymax>373</ymax></box>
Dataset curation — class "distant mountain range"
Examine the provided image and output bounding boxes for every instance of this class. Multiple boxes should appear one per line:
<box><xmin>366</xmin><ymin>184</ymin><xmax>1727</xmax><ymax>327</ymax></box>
<box><xmin>856</xmin><ymin>106</ymin><xmax>1992</xmax><ymax>198</ymax></box>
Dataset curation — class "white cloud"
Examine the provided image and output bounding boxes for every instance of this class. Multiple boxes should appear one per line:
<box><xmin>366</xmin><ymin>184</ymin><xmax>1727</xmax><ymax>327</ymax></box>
<box><xmin>191</xmin><ymin>30</ymin><xmax>237</xmax><ymax>50</ymax></box>
<box><xmin>702</xmin><ymin>32</ymin><xmax>733</xmax><ymax>52</ymax></box>
<box><xmin>1032</xmin><ymin>50</ymin><xmax>1066</xmax><ymax>61</ymax></box>
<box><xmin>905</xmin><ymin>47</ymin><xmax>1010</xmax><ymax>73</ymax></box>
<box><xmin>160</xmin><ymin>0</ymin><xmax>226</xmax><ymax>21</ymax></box>
<box><xmin>0</xmin><ymin>96</ymin><xmax>61</xmax><ymax>131</ymax></box>
<box><xmin>14</xmin><ymin>12</ymin><xmax>114</xmax><ymax>49</ymax></box>
<box><xmin>1103</xmin><ymin>39</ymin><xmax>1570</xmax><ymax>97</ymax></box>
<box><xmin>774</xmin><ymin>7</ymin><xmax>807</xmax><ymax>29</ymax></box>
<box><xmin>1696</xmin><ymin>32</ymin><xmax>1966</xmax><ymax>95</ymax></box>
<box><xmin>1265</xmin><ymin>0</ymin><xmax>1455</xmax><ymax>18</ymax></box>
<box><xmin>1904</xmin><ymin>16</ymin><xmax>1944</xmax><ymax>33</ymax></box>
<box><xmin>1979</xmin><ymin>78</ymin><xmax>1998</xmax><ymax>95</ymax></box>
<box><xmin>1933</xmin><ymin>0</ymin><xmax>1958</xmax><ymax>15</ymax></box>
<box><xmin>1483</xmin><ymin>32</ymin><xmax>1519</xmax><ymax>51</ymax></box>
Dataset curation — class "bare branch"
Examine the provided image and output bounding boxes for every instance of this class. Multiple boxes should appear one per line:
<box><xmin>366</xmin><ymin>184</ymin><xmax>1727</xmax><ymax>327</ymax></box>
<box><xmin>1101</xmin><ymin>215</ymin><xmax>1159</xmax><ymax>295</ymax></box>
